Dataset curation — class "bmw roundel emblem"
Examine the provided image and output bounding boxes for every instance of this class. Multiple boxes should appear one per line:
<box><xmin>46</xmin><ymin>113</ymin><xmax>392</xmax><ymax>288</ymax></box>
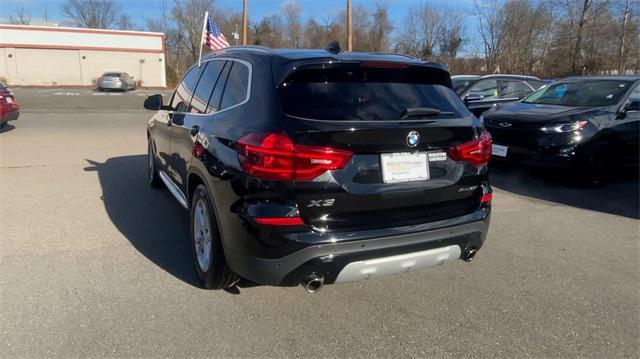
<box><xmin>406</xmin><ymin>131</ymin><xmax>420</xmax><ymax>147</ymax></box>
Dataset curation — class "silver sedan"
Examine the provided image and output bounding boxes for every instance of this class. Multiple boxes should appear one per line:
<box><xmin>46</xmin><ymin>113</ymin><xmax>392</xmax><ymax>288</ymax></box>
<box><xmin>97</xmin><ymin>72</ymin><xmax>137</xmax><ymax>91</ymax></box>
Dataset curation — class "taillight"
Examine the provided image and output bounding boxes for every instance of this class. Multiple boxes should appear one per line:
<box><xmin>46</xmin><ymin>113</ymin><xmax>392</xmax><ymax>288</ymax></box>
<box><xmin>447</xmin><ymin>132</ymin><xmax>492</xmax><ymax>167</ymax></box>
<box><xmin>236</xmin><ymin>133</ymin><xmax>353</xmax><ymax>180</ymax></box>
<box><xmin>481</xmin><ymin>192</ymin><xmax>493</xmax><ymax>204</ymax></box>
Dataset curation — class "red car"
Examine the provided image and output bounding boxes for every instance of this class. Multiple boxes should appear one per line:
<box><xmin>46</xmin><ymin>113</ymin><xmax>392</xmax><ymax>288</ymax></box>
<box><xmin>0</xmin><ymin>82</ymin><xmax>19</xmax><ymax>130</ymax></box>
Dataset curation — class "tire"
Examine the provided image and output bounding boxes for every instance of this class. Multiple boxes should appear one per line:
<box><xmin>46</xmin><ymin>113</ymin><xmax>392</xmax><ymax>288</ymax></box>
<box><xmin>190</xmin><ymin>184</ymin><xmax>239</xmax><ymax>289</ymax></box>
<box><xmin>577</xmin><ymin>141</ymin><xmax>613</xmax><ymax>188</ymax></box>
<box><xmin>148</xmin><ymin>138</ymin><xmax>162</xmax><ymax>188</ymax></box>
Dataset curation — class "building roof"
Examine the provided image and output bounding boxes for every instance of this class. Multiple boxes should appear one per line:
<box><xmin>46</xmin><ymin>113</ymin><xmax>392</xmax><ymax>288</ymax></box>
<box><xmin>0</xmin><ymin>24</ymin><xmax>165</xmax><ymax>54</ymax></box>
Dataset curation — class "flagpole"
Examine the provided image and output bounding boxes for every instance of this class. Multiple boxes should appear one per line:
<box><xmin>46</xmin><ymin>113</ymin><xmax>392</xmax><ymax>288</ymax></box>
<box><xmin>198</xmin><ymin>11</ymin><xmax>208</xmax><ymax>67</ymax></box>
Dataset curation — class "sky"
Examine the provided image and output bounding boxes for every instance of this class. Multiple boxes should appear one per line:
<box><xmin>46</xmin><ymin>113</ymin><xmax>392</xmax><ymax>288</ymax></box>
<box><xmin>0</xmin><ymin>0</ymin><xmax>480</xmax><ymax>51</ymax></box>
<box><xmin>1</xmin><ymin>0</ymin><xmax>477</xmax><ymax>29</ymax></box>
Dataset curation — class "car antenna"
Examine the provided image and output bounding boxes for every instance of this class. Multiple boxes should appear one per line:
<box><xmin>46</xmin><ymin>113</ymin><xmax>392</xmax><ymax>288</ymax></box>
<box><xmin>325</xmin><ymin>41</ymin><xmax>342</xmax><ymax>54</ymax></box>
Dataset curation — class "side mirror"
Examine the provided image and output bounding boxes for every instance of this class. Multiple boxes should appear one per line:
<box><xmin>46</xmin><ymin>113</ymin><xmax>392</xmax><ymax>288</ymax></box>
<box><xmin>623</xmin><ymin>100</ymin><xmax>640</xmax><ymax>113</ymax></box>
<box><xmin>464</xmin><ymin>93</ymin><xmax>484</xmax><ymax>104</ymax></box>
<box><xmin>144</xmin><ymin>94</ymin><xmax>164</xmax><ymax>111</ymax></box>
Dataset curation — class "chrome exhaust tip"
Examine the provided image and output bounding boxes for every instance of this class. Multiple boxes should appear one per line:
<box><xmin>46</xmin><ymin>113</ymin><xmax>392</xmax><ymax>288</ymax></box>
<box><xmin>301</xmin><ymin>274</ymin><xmax>324</xmax><ymax>293</ymax></box>
<box><xmin>462</xmin><ymin>248</ymin><xmax>478</xmax><ymax>262</ymax></box>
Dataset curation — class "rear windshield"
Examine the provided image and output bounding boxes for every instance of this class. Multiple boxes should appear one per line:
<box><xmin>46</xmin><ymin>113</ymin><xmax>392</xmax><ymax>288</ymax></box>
<box><xmin>103</xmin><ymin>73</ymin><xmax>122</xmax><ymax>77</ymax></box>
<box><xmin>523</xmin><ymin>80</ymin><xmax>633</xmax><ymax>107</ymax></box>
<box><xmin>279</xmin><ymin>67</ymin><xmax>469</xmax><ymax>121</ymax></box>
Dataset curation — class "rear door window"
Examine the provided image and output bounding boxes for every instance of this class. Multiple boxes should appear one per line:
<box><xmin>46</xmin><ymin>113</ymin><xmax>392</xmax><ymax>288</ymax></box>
<box><xmin>526</xmin><ymin>80</ymin><xmax>547</xmax><ymax>89</ymax></box>
<box><xmin>466</xmin><ymin>79</ymin><xmax>499</xmax><ymax>100</ymax></box>
<box><xmin>171</xmin><ymin>66</ymin><xmax>203</xmax><ymax>112</ymax></box>
<box><xmin>279</xmin><ymin>67</ymin><xmax>468</xmax><ymax>121</ymax></box>
<box><xmin>499</xmin><ymin>80</ymin><xmax>530</xmax><ymax>98</ymax></box>
<box><xmin>220</xmin><ymin>61</ymin><xmax>249</xmax><ymax>110</ymax></box>
<box><xmin>190</xmin><ymin>60</ymin><xmax>227</xmax><ymax>114</ymax></box>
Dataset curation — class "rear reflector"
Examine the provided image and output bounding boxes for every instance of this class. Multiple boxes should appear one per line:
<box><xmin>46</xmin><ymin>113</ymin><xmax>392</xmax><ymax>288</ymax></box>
<box><xmin>236</xmin><ymin>132</ymin><xmax>352</xmax><ymax>181</ymax></box>
<box><xmin>481</xmin><ymin>193</ymin><xmax>493</xmax><ymax>203</ymax></box>
<box><xmin>253</xmin><ymin>217</ymin><xmax>304</xmax><ymax>226</ymax></box>
<box><xmin>192</xmin><ymin>142</ymin><xmax>205</xmax><ymax>158</ymax></box>
<box><xmin>447</xmin><ymin>132</ymin><xmax>492</xmax><ymax>167</ymax></box>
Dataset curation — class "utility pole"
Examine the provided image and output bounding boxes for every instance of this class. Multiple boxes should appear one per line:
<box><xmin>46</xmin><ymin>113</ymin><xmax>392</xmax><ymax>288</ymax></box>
<box><xmin>242</xmin><ymin>0</ymin><xmax>248</xmax><ymax>45</ymax></box>
<box><xmin>347</xmin><ymin>0</ymin><xmax>352</xmax><ymax>51</ymax></box>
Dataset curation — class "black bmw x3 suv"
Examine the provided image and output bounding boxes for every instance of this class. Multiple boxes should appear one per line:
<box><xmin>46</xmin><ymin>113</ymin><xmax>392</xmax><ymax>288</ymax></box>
<box><xmin>484</xmin><ymin>76</ymin><xmax>640</xmax><ymax>185</ymax></box>
<box><xmin>144</xmin><ymin>46</ymin><xmax>492</xmax><ymax>291</ymax></box>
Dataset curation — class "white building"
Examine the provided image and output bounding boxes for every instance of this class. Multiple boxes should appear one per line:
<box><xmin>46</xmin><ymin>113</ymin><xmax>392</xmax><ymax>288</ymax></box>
<box><xmin>0</xmin><ymin>24</ymin><xmax>166</xmax><ymax>87</ymax></box>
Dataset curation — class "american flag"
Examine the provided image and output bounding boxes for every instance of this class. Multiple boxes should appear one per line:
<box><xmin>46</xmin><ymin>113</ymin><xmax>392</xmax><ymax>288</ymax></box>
<box><xmin>204</xmin><ymin>15</ymin><xmax>230</xmax><ymax>51</ymax></box>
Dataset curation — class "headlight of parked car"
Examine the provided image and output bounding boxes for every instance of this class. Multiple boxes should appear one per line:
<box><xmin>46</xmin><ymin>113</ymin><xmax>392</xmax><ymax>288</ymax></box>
<box><xmin>540</xmin><ymin>121</ymin><xmax>587</xmax><ymax>133</ymax></box>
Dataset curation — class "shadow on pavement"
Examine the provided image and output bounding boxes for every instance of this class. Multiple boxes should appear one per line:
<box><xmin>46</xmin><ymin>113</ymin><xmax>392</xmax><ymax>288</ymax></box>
<box><xmin>490</xmin><ymin>163</ymin><xmax>639</xmax><ymax>219</ymax></box>
<box><xmin>85</xmin><ymin>155</ymin><xmax>261</xmax><ymax>293</ymax></box>
<box><xmin>84</xmin><ymin>155</ymin><xmax>201</xmax><ymax>287</ymax></box>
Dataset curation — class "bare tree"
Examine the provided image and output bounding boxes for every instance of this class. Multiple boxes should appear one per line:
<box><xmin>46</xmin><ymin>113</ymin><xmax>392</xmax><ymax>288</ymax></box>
<box><xmin>282</xmin><ymin>2</ymin><xmax>303</xmax><ymax>48</ymax></box>
<box><xmin>475</xmin><ymin>0</ymin><xmax>505</xmax><ymax>73</ymax></box>
<box><xmin>9</xmin><ymin>5</ymin><xmax>32</xmax><ymax>25</ymax></box>
<box><xmin>253</xmin><ymin>15</ymin><xmax>285</xmax><ymax>48</ymax></box>
<box><xmin>349</xmin><ymin>4</ymin><xmax>371</xmax><ymax>51</ymax></box>
<box><xmin>369</xmin><ymin>3</ymin><xmax>393</xmax><ymax>52</ymax></box>
<box><xmin>60</xmin><ymin>0</ymin><xmax>122</xmax><ymax>29</ymax></box>
<box><xmin>439</xmin><ymin>13</ymin><xmax>464</xmax><ymax>58</ymax></box>
<box><xmin>615</xmin><ymin>0</ymin><xmax>639</xmax><ymax>73</ymax></box>
<box><xmin>570</xmin><ymin>0</ymin><xmax>592</xmax><ymax>74</ymax></box>
<box><xmin>395</xmin><ymin>4</ymin><xmax>457</xmax><ymax>60</ymax></box>
<box><xmin>116</xmin><ymin>14</ymin><xmax>137</xmax><ymax>30</ymax></box>
<box><xmin>172</xmin><ymin>0</ymin><xmax>215</xmax><ymax>65</ymax></box>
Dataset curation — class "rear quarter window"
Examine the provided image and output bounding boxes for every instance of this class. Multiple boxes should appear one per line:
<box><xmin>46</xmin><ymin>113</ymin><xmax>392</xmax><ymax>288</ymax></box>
<box><xmin>220</xmin><ymin>62</ymin><xmax>249</xmax><ymax>110</ymax></box>
<box><xmin>279</xmin><ymin>67</ymin><xmax>469</xmax><ymax>121</ymax></box>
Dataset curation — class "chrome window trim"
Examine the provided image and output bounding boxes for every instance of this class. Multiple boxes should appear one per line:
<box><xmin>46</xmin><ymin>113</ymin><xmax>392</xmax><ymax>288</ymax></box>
<box><xmin>170</xmin><ymin>57</ymin><xmax>252</xmax><ymax>117</ymax></box>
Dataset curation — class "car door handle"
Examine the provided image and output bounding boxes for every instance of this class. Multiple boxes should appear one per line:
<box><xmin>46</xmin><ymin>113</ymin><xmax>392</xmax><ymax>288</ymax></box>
<box><xmin>190</xmin><ymin>125</ymin><xmax>200</xmax><ymax>136</ymax></box>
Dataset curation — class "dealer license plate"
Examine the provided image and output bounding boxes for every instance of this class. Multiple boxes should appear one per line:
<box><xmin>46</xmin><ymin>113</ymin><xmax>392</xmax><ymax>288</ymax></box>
<box><xmin>492</xmin><ymin>144</ymin><xmax>508</xmax><ymax>157</ymax></box>
<box><xmin>381</xmin><ymin>152</ymin><xmax>430</xmax><ymax>183</ymax></box>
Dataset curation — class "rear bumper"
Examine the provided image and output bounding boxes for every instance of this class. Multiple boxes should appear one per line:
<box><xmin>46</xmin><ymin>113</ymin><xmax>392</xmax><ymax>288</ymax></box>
<box><xmin>98</xmin><ymin>83</ymin><xmax>128</xmax><ymax>90</ymax></box>
<box><xmin>223</xmin><ymin>208</ymin><xmax>490</xmax><ymax>286</ymax></box>
<box><xmin>1</xmin><ymin>110</ymin><xmax>19</xmax><ymax>123</ymax></box>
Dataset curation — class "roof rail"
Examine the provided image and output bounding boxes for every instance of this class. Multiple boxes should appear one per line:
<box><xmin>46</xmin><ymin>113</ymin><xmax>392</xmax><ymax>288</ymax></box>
<box><xmin>222</xmin><ymin>45</ymin><xmax>272</xmax><ymax>54</ymax></box>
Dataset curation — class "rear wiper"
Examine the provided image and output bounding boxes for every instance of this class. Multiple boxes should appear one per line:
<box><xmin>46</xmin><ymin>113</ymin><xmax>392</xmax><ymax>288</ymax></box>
<box><xmin>400</xmin><ymin>107</ymin><xmax>454</xmax><ymax>120</ymax></box>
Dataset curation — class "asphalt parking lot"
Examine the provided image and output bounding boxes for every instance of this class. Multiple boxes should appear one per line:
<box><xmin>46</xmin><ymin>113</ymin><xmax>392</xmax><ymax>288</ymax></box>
<box><xmin>1</xmin><ymin>88</ymin><xmax>638</xmax><ymax>357</ymax></box>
